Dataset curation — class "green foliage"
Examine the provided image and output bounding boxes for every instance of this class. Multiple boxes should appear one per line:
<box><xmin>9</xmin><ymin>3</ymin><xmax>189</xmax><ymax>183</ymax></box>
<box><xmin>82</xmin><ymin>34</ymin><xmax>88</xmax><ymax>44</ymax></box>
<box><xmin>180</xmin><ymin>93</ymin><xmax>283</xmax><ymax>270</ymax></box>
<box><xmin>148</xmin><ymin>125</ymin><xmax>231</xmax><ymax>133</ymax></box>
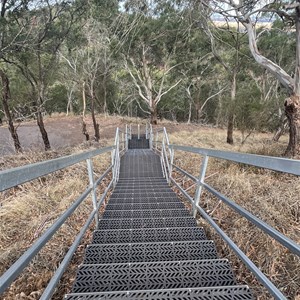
<box><xmin>0</xmin><ymin>0</ymin><xmax>296</xmax><ymax>137</ymax></box>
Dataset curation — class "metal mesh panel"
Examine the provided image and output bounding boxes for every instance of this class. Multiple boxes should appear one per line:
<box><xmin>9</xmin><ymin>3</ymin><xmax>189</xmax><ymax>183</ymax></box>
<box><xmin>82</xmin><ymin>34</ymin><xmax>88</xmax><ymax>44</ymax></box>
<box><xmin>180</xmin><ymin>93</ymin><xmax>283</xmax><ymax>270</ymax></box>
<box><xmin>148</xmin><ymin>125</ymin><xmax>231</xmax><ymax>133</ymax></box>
<box><xmin>92</xmin><ymin>227</ymin><xmax>207</xmax><ymax>244</ymax></box>
<box><xmin>119</xmin><ymin>150</ymin><xmax>163</xmax><ymax>178</ymax></box>
<box><xmin>102</xmin><ymin>208</ymin><xmax>190</xmax><ymax>219</ymax></box>
<box><xmin>72</xmin><ymin>259</ymin><xmax>235</xmax><ymax>293</ymax></box>
<box><xmin>128</xmin><ymin>138</ymin><xmax>150</xmax><ymax>149</ymax></box>
<box><xmin>105</xmin><ymin>202</ymin><xmax>185</xmax><ymax>211</ymax></box>
<box><xmin>111</xmin><ymin>192</ymin><xmax>176</xmax><ymax>198</ymax></box>
<box><xmin>98</xmin><ymin>217</ymin><xmax>196</xmax><ymax>230</ymax></box>
<box><xmin>115</xmin><ymin>182</ymin><xmax>169</xmax><ymax>188</ymax></box>
<box><xmin>113</xmin><ymin>187</ymin><xmax>172</xmax><ymax>193</ymax></box>
<box><xmin>108</xmin><ymin>196</ymin><xmax>180</xmax><ymax>204</ymax></box>
<box><xmin>83</xmin><ymin>240</ymin><xmax>218</xmax><ymax>264</ymax></box>
<box><xmin>117</xmin><ymin>178</ymin><xmax>167</xmax><ymax>183</ymax></box>
<box><xmin>66</xmin><ymin>285</ymin><xmax>253</xmax><ymax>300</ymax></box>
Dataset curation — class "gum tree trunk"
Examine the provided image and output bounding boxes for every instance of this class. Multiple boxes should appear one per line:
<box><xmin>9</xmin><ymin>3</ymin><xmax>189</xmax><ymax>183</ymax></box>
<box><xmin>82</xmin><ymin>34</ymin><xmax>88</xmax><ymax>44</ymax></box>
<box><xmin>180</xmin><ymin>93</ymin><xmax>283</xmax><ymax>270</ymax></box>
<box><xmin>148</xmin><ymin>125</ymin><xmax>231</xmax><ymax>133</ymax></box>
<box><xmin>227</xmin><ymin>73</ymin><xmax>236</xmax><ymax>145</ymax></box>
<box><xmin>284</xmin><ymin>95</ymin><xmax>300</xmax><ymax>156</ymax></box>
<box><xmin>0</xmin><ymin>69</ymin><xmax>22</xmax><ymax>153</ymax></box>
<box><xmin>284</xmin><ymin>3</ymin><xmax>300</xmax><ymax>156</ymax></box>
<box><xmin>36</xmin><ymin>84</ymin><xmax>51</xmax><ymax>151</ymax></box>
<box><xmin>91</xmin><ymin>94</ymin><xmax>100</xmax><ymax>142</ymax></box>
<box><xmin>150</xmin><ymin>105</ymin><xmax>158</xmax><ymax>125</ymax></box>
<box><xmin>36</xmin><ymin>108</ymin><xmax>51</xmax><ymax>151</ymax></box>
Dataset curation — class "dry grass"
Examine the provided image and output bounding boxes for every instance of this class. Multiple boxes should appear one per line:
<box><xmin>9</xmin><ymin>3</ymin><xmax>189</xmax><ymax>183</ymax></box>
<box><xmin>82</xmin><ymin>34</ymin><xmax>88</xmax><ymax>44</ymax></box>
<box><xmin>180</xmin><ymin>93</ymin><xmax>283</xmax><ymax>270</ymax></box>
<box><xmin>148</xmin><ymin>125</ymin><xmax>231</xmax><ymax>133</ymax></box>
<box><xmin>0</xmin><ymin>143</ymin><xmax>112</xmax><ymax>300</ymax></box>
<box><xmin>167</xmin><ymin>127</ymin><xmax>300</xmax><ymax>299</ymax></box>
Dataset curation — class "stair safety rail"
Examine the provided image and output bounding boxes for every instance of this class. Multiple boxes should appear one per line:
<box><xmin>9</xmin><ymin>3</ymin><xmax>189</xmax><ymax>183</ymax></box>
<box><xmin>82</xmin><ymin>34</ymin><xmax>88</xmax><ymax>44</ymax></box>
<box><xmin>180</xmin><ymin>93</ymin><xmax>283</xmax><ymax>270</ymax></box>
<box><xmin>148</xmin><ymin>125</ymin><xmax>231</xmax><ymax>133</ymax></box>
<box><xmin>153</xmin><ymin>127</ymin><xmax>300</xmax><ymax>300</ymax></box>
<box><xmin>0</xmin><ymin>128</ymin><xmax>125</xmax><ymax>299</ymax></box>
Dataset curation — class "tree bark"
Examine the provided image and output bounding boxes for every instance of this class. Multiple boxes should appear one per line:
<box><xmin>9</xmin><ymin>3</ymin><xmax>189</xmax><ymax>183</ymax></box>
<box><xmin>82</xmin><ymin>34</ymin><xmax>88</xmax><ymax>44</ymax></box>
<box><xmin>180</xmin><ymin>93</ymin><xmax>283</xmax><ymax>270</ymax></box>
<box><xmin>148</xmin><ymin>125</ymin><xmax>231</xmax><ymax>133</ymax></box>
<box><xmin>82</xmin><ymin>82</ymin><xmax>90</xmax><ymax>141</ymax></box>
<box><xmin>36</xmin><ymin>108</ymin><xmax>51</xmax><ymax>151</ymax></box>
<box><xmin>36</xmin><ymin>86</ymin><xmax>51</xmax><ymax>151</ymax></box>
<box><xmin>187</xmin><ymin>101</ymin><xmax>192</xmax><ymax>124</ymax></box>
<box><xmin>0</xmin><ymin>69</ymin><xmax>22</xmax><ymax>153</ymax></box>
<box><xmin>150</xmin><ymin>105</ymin><xmax>158</xmax><ymax>125</ymax></box>
<box><xmin>227</xmin><ymin>113</ymin><xmax>234</xmax><ymax>145</ymax></box>
<box><xmin>91</xmin><ymin>95</ymin><xmax>100</xmax><ymax>142</ymax></box>
<box><xmin>227</xmin><ymin>73</ymin><xmax>236</xmax><ymax>145</ymax></box>
<box><xmin>284</xmin><ymin>95</ymin><xmax>300</xmax><ymax>156</ymax></box>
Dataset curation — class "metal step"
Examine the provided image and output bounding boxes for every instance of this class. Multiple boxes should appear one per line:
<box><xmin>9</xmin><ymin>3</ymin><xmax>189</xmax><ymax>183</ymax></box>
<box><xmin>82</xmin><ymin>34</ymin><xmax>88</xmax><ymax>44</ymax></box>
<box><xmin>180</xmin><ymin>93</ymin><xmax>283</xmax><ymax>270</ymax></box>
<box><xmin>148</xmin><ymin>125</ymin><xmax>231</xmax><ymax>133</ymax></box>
<box><xmin>98</xmin><ymin>217</ymin><xmax>196</xmax><ymax>230</ymax></box>
<box><xmin>113</xmin><ymin>187</ymin><xmax>172</xmax><ymax>192</ymax></box>
<box><xmin>111</xmin><ymin>191</ymin><xmax>176</xmax><ymax>198</ymax></box>
<box><xmin>115</xmin><ymin>182</ymin><xmax>168</xmax><ymax>186</ymax></box>
<box><xmin>71</xmin><ymin>259</ymin><xmax>236</xmax><ymax>293</ymax></box>
<box><xmin>128</xmin><ymin>139</ymin><xmax>150</xmax><ymax>149</ymax></box>
<box><xmin>66</xmin><ymin>285</ymin><xmax>253</xmax><ymax>300</ymax></box>
<box><xmin>108</xmin><ymin>196</ymin><xmax>180</xmax><ymax>204</ymax></box>
<box><xmin>83</xmin><ymin>240</ymin><xmax>218</xmax><ymax>264</ymax></box>
<box><xmin>102</xmin><ymin>208</ymin><xmax>190</xmax><ymax>219</ymax></box>
<box><xmin>131</xmin><ymin>134</ymin><xmax>146</xmax><ymax>139</ymax></box>
<box><xmin>117</xmin><ymin>178</ymin><xmax>167</xmax><ymax>182</ymax></box>
<box><xmin>105</xmin><ymin>201</ymin><xmax>185</xmax><ymax>210</ymax></box>
<box><xmin>92</xmin><ymin>227</ymin><xmax>207</xmax><ymax>244</ymax></box>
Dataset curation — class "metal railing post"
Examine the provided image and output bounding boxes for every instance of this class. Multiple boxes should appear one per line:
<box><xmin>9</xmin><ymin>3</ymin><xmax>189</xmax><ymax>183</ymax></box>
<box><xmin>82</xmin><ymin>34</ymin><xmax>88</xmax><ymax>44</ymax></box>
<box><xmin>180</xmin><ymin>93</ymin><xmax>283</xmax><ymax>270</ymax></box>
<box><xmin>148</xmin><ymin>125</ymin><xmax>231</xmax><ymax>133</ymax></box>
<box><xmin>125</xmin><ymin>124</ymin><xmax>128</xmax><ymax>150</ymax></box>
<box><xmin>86</xmin><ymin>158</ymin><xmax>99</xmax><ymax>228</ymax></box>
<box><xmin>129</xmin><ymin>124</ymin><xmax>132</xmax><ymax>139</ymax></box>
<box><xmin>169</xmin><ymin>148</ymin><xmax>174</xmax><ymax>180</ymax></box>
<box><xmin>112</xmin><ymin>128</ymin><xmax>120</xmax><ymax>187</ymax></box>
<box><xmin>146</xmin><ymin>123</ymin><xmax>148</xmax><ymax>139</ymax></box>
<box><xmin>149</xmin><ymin>124</ymin><xmax>153</xmax><ymax>149</ymax></box>
<box><xmin>193</xmin><ymin>155</ymin><xmax>209</xmax><ymax>217</ymax></box>
<box><xmin>138</xmin><ymin>124</ymin><xmax>140</xmax><ymax>139</ymax></box>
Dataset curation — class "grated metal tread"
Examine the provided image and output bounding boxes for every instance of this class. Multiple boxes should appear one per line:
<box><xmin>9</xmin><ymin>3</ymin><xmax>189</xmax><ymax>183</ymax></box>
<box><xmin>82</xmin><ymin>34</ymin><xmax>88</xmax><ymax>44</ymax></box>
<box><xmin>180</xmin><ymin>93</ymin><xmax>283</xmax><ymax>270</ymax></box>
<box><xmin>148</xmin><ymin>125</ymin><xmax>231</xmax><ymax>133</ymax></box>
<box><xmin>119</xmin><ymin>150</ymin><xmax>163</xmax><ymax>178</ymax></box>
<box><xmin>118</xmin><ymin>177</ymin><xmax>167</xmax><ymax>182</ymax></box>
<box><xmin>72</xmin><ymin>259</ymin><xmax>235</xmax><ymax>293</ymax></box>
<box><xmin>128</xmin><ymin>139</ymin><xmax>150</xmax><ymax>149</ymax></box>
<box><xmin>92</xmin><ymin>227</ymin><xmax>207</xmax><ymax>244</ymax></box>
<box><xmin>102</xmin><ymin>208</ymin><xmax>190</xmax><ymax>219</ymax></box>
<box><xmin>105</xmin><ymin>202</ymin><xmax>185</xmax><ymax>210</ymax></box>
<box><xmin>98</xmin><ymin>217</ymin><xmax>196</xmax><ymax>230</ymax></box>
<box><xmin>115</xmin><ymin>182</ymin><xmax>168</xmax><ymax>186</ymax></box>
<box><xmin>111</xmin><ymin>192</ymin><xmax>177</xmax><ymax>198</ymax></box>
<box><xmin>113</xmin><ymin>187</ymin><xmax>172</xmax><ymax>192</ymax></box>
<box><xmin>66</xmin><ymin>285</ymin><xmax>253</xmax><ymax>299</ymax></box>
<box><xmin>83</xmin><ymin>240</ymin><xmax>218</xmax><ymax>264</ymax></box>
<box><xmin>108</xmin><ymin>196</ymin><xmax>180</xmax><ymax>204</ymax></box>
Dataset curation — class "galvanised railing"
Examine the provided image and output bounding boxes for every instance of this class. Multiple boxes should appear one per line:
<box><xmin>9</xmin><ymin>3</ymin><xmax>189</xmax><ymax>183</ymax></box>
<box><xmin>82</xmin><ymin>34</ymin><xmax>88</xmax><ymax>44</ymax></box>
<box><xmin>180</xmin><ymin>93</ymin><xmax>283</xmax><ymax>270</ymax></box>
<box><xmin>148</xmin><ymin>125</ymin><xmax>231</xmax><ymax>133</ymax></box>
<box><xmin>0</xmin><ymin>128</ymin><xmax>125</xmax><ymax>299</ymax></box>
<box><xmin>152</xmin><ymin>127</ymin><xmax>300</xmax><ymax>300</ymax></box>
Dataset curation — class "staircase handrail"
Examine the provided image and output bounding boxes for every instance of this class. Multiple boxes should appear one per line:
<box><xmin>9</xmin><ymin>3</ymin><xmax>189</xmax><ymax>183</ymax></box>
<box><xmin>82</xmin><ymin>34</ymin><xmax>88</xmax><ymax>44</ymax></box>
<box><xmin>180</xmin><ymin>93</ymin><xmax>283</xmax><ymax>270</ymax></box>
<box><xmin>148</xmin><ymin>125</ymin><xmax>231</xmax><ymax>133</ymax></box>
<box><xmin>0</xmin><ymin>129</ymin><xmax>125</xmax><ymax>299</ymax></box>
<box><xmin>154</xmin><ymin>127</ymin><xmax>300</xmax><ymax>300</ymax></box>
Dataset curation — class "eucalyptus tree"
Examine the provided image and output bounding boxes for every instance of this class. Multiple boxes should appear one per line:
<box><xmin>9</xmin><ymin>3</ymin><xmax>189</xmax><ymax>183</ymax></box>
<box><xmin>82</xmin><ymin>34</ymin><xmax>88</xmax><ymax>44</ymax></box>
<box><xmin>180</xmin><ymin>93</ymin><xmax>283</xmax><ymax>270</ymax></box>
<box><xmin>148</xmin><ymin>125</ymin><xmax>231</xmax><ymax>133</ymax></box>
<box><xmin>121</xmin><ymin>0</ymin><xmax>188</xmax><ymax>124</ymax></box>
<box><xmin>2</xmin><ymin>0</ymin><xmax>85</xmax><ymax>151</ymax></box>
<box><xmin>203</xmin><ymin>0</ymin><xmax>300</xmax><ymax>156</ymax></box>
<box><xmin>0</xmin><ymin>1</ymin><xmax>32</xmax><ymax>152</ymax></box>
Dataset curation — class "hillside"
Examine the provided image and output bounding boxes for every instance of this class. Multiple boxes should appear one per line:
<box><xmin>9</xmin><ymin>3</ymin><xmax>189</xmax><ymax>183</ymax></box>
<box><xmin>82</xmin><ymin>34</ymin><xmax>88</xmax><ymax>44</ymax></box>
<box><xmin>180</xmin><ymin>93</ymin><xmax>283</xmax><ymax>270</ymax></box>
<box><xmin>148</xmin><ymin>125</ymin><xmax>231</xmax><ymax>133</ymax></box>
<box><xmin>0</xmin><ymin>116</ymin><xmax>299</xmax><ymax>299</ymax></box>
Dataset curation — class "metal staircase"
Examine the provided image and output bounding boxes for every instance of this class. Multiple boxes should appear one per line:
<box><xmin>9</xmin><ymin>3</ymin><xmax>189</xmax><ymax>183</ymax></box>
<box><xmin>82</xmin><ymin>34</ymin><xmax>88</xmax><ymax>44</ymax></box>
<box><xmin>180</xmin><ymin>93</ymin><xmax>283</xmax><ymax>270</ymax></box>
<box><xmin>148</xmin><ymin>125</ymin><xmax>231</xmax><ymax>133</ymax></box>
<box><xmin>65</xmin><ymin>134</ymin><xmax>253</xmax><ymax>299</ymax></box>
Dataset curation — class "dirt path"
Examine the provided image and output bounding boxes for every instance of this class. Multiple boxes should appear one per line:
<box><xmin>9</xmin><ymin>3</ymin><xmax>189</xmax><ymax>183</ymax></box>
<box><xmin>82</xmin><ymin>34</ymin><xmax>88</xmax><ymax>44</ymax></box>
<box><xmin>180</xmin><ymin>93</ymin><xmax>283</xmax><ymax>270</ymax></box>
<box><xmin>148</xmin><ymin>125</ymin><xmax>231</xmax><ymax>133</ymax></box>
<box><xmin>0</xmin><ymin>115</ymin><xmax>127</xmax><ymax>155</ymax></box>
<box><xmin>0</xmin><ymin>114</ymin><xmax>218</xmax><ymax>156</ymax></box>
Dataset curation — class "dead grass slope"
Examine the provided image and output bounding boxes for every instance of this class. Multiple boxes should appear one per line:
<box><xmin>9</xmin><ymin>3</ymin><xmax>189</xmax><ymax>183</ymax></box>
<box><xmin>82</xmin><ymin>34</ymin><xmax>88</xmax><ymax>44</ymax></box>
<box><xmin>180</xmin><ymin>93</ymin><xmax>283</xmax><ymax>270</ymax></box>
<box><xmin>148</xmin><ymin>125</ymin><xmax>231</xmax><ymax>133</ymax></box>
<box><xmin>0</xmin><ymin>143</ymin><xmax>112</xmax><ymax>299</ymax></box>
<box><xmin>169</xmin><ymin>128</ymin><xmax>300</xmax><ymax>299</ymax></box>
